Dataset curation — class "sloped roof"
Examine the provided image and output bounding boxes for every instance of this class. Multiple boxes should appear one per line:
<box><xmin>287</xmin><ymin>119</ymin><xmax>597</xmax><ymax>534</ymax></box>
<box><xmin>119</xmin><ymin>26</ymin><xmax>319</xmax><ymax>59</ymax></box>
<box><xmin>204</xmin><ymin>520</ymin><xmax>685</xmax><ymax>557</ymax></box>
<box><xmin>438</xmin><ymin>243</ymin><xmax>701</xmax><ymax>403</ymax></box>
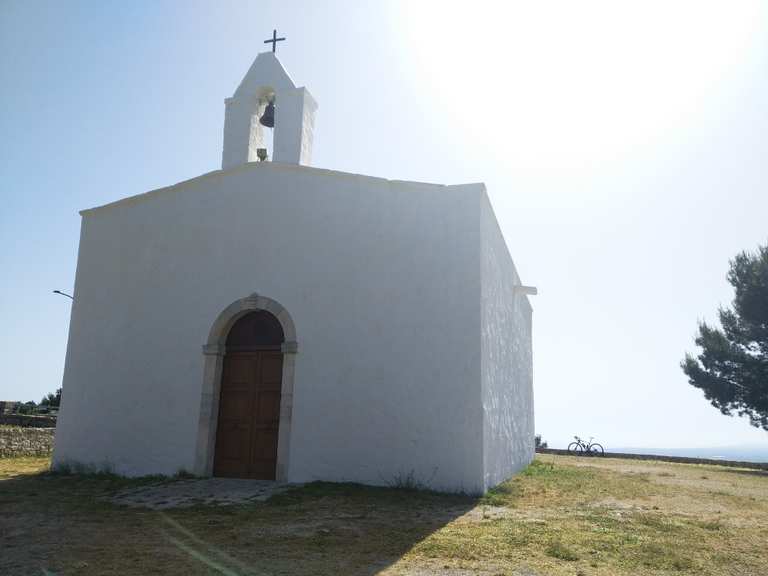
<box><xmin>79</xmin><ymin>161</ymin><xmax>481</xmax><ymax>216</ymax></box>
<box><xmin>233</xmin><ymin>52</ymin><xmax>296</xmax><ymax>99</ymax></box>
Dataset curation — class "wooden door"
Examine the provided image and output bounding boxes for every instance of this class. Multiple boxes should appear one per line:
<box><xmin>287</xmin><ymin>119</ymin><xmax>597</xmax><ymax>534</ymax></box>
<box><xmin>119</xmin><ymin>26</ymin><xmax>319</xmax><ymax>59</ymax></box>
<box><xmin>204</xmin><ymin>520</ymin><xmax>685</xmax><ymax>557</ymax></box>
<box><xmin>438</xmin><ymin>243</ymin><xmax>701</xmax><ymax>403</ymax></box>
<box><xmin>213</xmin><ymin>351</ymin><xmax>283</xmax><ymax>479</ymax></box>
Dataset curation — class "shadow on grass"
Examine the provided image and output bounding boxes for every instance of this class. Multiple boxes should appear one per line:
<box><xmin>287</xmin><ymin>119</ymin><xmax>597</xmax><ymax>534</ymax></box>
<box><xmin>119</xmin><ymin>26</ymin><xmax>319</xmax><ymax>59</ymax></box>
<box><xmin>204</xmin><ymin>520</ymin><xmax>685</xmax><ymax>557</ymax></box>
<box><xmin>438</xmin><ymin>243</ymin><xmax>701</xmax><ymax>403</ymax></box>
<box><xmin>0</xmin><ymin>467</ymin><xmax>479</xmax><ymax>576</ymax></box>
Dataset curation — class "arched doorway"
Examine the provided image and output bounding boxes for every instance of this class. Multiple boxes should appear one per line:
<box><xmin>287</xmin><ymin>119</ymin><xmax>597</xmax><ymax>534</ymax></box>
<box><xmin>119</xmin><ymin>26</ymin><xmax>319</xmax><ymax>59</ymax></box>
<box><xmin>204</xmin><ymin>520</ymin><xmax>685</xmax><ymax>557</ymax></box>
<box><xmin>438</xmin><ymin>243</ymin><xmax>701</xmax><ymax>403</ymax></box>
<box><xmin>213</xmin><ymin>310</ymin><xmax>285</xmax><ymax>479</ymax></box>
<box><xmin>194</xmin><ymin>293</ymin><xmax>297</xmax><ymax>480</ymax></box>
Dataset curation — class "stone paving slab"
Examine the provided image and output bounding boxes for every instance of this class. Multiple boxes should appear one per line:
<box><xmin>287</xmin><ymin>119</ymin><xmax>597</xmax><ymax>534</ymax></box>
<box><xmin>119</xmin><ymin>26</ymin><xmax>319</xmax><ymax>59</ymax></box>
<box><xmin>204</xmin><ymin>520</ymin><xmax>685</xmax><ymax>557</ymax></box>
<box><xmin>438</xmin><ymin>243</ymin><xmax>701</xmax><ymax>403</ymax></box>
<box><xmin>107</xmin><ymin>478</ymin><xmax>297</xmax><ymax>509</ymax></box>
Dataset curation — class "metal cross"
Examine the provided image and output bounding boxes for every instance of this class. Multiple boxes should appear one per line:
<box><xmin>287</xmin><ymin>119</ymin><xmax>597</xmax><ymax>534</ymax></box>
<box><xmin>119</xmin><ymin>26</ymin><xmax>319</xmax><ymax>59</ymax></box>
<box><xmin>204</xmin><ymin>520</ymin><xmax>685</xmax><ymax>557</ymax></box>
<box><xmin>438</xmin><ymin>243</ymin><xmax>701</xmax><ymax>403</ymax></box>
<box><xmin>264</xmin><ymin>29</ymin><xmax>286</xmax><ymax>53</ymax></box>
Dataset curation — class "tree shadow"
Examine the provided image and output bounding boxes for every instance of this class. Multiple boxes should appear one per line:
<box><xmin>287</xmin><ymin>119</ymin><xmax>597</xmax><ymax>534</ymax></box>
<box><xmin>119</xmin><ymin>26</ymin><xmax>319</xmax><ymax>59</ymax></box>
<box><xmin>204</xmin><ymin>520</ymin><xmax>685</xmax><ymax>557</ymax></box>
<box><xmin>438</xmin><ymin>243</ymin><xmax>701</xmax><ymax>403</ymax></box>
<box><xmin>0</xmin><ymin>470</ymin><xmax>481</xmax><ymax>575</ymax></box>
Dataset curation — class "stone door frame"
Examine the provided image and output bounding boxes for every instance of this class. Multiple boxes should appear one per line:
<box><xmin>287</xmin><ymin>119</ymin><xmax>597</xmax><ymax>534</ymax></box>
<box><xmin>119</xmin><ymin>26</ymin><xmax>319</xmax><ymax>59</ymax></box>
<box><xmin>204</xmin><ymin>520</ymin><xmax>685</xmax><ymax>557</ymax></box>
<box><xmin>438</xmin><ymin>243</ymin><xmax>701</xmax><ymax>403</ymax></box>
<box><xmin>194</xmin><ymin>293</ymin><xmax>297</xmax><ymax>481</ymax></box>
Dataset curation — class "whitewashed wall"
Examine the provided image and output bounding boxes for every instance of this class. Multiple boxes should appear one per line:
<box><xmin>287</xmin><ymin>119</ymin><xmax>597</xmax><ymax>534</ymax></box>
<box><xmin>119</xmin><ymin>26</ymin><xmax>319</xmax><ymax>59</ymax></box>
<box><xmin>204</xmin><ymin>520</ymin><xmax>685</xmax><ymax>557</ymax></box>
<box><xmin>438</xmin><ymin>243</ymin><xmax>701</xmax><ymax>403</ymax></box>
<box><xmin>480</xmin><ymin>193</ymin><xmax>535</xmax><ymax>490</ymax></box>
<box><xmin>54</xmin><ymin>163</ymin><xmax>494</xmax><ymax>493</ymax></box>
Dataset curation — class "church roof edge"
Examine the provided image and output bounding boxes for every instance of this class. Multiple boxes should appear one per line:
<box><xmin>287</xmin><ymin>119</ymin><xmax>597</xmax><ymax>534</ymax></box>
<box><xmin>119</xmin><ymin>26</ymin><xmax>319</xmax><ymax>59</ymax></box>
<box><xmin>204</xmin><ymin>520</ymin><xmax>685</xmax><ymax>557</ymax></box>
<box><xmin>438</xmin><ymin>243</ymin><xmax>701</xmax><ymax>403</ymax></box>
<box><xmin>79</xmin><ymin>162</ymin><xmax>486</xmax><ymax>217</ymax></box>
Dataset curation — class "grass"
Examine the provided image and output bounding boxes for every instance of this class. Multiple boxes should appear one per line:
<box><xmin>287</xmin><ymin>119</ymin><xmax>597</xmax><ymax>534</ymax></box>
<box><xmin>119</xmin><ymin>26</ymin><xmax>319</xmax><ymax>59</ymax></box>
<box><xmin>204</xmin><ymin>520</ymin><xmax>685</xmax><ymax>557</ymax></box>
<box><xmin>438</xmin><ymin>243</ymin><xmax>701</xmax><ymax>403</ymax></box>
<box><xmin>1</xmin><ymin>455</ymin><xmax>767</xmax><ymax>575</ymax></box>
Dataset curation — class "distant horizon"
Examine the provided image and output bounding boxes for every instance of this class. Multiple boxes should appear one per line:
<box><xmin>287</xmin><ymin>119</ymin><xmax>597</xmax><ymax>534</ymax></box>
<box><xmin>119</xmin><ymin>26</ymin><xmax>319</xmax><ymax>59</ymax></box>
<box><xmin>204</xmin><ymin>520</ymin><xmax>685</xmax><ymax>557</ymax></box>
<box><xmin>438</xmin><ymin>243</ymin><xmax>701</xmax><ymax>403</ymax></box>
<box><xmin>545</xmin><ymin>442</ymin><xmax>768</xmax><ymax>463</ymax></box>
<box><xmin>590</xmin><ymin>442</ymin><xmax>767</xmax><ymax>451</ymax></box>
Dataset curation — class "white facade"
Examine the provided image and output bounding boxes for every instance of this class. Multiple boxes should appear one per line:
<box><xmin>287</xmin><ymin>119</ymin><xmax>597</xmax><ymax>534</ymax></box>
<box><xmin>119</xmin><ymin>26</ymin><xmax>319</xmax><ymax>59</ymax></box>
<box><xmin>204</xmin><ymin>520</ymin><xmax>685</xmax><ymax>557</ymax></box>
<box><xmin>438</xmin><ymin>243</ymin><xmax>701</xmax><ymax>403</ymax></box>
<box><xmin>52</xmin><ymin>53</ymin><xmax>534</xmax><ymax>494</ymax></box>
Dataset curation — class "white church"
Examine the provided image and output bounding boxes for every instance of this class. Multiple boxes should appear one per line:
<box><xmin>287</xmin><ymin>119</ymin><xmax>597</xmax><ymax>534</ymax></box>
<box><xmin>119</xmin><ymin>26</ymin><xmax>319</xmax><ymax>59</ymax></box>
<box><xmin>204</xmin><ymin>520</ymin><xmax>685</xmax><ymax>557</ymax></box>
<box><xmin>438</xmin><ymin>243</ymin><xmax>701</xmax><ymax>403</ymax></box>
<box><xmin>53</xmin><ymin>48</ymin><xmax>535</xmax><ymax>494</ymax></box>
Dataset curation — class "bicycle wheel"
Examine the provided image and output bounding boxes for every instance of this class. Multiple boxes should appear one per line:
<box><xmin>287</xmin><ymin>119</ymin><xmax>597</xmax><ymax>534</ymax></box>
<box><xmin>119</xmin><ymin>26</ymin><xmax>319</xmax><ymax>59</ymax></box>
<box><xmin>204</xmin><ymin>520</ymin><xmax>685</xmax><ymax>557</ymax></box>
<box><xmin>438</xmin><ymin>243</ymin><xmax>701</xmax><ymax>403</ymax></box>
<box><xmin>567</xmin><ymin>442</ymin><xmax>584</xmax><ymax>455</ymax></box>
<box><xmin>589</xmin><ymin>443</ymin><xmax>604</xmax><ymax>456</ymax></box>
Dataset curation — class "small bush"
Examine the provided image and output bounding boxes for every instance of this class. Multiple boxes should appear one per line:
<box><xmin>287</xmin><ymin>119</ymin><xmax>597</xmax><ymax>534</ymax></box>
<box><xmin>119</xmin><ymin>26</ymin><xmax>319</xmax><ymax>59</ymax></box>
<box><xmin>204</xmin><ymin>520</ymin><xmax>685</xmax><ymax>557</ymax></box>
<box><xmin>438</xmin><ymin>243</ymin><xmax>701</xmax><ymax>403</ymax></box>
<box><xmin>388</xmin><ymin>467</ymin><xmax>440</xmax><ymax>493</ymax></box>
<box><xmin>637</xmin><ymin>543</ymin><xmax>695</xmax><ymax>571</ymax></box>
<box><xmin>390</xmin><ymin>470</ymin><xmax>425</xmax><ymax>491</ymax></box>
<box><xmin>696</xmin><ymin>519</ymin><xmax>725</xmax><ymax>531</ymax></box>
<box><xmin>173</xmin><ymin>469</ymin><xmax>196</xmax><ymax>480</ymax></box>
<box><xmin>481</xmin><ymin>481</ymin><xmax>520</xmax><ymax>506</ymax></box>
<box><xmin>52</xmin><ymin>460</ymin><xmax>116</xmax><ymax>476</ymax></box>
<box><xmin>546</xmin><ymin>540</ymin><xmax>579</xmax><ymax>561</ymax></box>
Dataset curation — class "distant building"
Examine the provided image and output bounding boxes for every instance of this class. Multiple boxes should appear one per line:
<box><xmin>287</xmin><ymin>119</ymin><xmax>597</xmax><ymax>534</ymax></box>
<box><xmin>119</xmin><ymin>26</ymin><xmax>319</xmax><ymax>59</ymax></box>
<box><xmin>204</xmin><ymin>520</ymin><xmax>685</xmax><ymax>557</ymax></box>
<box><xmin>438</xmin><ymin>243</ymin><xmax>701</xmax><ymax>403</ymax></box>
<box><xmin>0</xmin><ymin>401</ymin><xmax>20</xmax><ymax>414</ymax></box>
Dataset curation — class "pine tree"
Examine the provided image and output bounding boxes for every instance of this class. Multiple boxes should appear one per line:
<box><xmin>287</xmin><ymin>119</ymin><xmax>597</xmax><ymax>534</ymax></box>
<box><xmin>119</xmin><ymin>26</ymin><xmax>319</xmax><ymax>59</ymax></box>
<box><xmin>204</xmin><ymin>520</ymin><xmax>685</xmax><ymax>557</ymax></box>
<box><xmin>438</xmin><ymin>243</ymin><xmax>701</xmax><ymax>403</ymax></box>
<box><xmin>682</xmin><ymin>243</ymin><xmax>768</xmax><ymax>430</ymax></box>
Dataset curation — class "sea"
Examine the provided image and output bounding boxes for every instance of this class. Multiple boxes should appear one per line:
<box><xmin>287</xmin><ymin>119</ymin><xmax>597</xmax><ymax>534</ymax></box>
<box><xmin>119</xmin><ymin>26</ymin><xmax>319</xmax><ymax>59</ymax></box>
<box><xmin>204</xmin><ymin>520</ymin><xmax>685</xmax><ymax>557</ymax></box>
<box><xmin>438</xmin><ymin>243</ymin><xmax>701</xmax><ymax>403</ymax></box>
<box><xmin>608</xmin><ymin>444</ymin><xmax>768</xmax><ymax>463</ymax></box>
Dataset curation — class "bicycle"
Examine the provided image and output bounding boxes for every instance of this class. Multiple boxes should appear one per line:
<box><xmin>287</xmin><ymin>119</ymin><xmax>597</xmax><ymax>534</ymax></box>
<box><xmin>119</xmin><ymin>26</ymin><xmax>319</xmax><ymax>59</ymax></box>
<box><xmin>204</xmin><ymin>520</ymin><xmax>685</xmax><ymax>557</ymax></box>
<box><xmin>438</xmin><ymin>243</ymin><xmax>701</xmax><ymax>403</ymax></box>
<box><xmin>567</xmin><ymin>435</ymin><xmax>604</xmax><ymax>456</ymax></box>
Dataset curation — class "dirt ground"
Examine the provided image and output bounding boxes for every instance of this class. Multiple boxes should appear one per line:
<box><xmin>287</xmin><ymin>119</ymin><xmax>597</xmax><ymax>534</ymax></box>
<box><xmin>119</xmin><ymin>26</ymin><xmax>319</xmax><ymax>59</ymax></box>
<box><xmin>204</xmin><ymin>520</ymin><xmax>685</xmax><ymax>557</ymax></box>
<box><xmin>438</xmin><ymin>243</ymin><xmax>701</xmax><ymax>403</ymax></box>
<box><xmin>1</xmin><ymin>454</ymin><xmax>767</xmax><ymax>575</ymax></box>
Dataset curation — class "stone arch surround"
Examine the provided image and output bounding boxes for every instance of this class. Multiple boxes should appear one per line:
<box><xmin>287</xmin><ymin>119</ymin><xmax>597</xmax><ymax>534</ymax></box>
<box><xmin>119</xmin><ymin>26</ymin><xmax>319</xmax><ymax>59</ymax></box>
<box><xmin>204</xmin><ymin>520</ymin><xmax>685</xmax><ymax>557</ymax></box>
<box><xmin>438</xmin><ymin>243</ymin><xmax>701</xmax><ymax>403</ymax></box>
<box><xmin>193</xmin><ymin>293</ymin><xmax>298</xmax><ymax>480</ymax></box>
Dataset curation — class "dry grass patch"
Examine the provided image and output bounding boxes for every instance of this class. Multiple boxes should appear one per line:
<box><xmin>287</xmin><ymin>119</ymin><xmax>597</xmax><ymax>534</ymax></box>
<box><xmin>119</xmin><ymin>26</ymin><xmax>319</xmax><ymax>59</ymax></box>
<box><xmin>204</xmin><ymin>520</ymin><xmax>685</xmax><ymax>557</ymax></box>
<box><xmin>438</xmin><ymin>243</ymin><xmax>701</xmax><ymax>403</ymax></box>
<box><xmin>0</xmin><ymin>455</ymin><xmax>50</xmax><ymax>479</ymax></box>
<box><xmin>1</xmin><ymin>455</ymin><xmax>767</xmax><ymax>575</ymax></box>
<box><xmin>392</xmin><ymin>457</ymin><xmax>768</xmax><ymax>575</ymax></box>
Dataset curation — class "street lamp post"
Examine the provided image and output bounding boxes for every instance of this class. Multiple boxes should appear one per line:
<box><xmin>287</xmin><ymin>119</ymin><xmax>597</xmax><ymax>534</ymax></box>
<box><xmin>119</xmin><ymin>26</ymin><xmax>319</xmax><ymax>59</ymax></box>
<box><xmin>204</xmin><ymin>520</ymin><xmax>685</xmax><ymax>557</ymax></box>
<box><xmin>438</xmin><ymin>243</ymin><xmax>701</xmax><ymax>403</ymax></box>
<box><xmin>52</xmin><ymin>290</ymin><xmax>73</xmax><ymax>300</ymax></box>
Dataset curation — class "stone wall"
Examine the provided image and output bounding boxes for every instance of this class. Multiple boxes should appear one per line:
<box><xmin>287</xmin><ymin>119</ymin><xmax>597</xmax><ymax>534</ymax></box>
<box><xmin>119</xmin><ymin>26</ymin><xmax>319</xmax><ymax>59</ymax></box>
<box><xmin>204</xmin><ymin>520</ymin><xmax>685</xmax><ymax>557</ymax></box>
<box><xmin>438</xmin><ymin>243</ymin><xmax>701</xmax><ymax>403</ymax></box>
<box><xmin>0</xmin><ymin>414</ymin><xmax>57</xmax><ymax>428</ymax></box>
<box><xmin>0</xmin><ymin>426</ymin><xmax>55</xmax><ymax>458</ymax></box>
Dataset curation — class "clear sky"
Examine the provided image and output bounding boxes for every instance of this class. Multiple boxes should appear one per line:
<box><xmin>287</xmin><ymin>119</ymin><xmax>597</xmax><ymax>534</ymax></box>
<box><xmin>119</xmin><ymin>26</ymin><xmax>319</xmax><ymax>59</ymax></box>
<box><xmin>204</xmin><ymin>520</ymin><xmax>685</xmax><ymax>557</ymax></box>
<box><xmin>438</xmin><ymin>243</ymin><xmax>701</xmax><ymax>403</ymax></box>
<box><xmin>1</xmin><ymin>1</ymin><xmax>766</xmax><ymax>449</ymax></box>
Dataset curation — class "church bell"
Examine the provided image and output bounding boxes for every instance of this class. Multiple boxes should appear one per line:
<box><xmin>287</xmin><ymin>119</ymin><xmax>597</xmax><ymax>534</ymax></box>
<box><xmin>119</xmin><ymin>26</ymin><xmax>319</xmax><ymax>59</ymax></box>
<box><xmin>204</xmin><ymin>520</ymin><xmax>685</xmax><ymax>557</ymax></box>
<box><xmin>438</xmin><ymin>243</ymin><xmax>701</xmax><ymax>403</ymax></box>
<box><xmin>260</xmin><ymin>100</ymin><xmax>275</xmax><ymax>128</ymax></box>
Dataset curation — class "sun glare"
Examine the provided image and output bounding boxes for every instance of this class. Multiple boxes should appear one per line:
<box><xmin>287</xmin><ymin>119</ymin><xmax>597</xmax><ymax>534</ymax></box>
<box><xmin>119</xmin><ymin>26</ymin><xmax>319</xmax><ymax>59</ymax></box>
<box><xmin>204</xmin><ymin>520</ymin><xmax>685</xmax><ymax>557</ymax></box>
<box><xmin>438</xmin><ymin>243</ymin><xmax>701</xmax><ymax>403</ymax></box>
<box><xmin>400</xmin><ymin>1</ymin><xmax>763</xmax><ymax>179</ymax></box>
